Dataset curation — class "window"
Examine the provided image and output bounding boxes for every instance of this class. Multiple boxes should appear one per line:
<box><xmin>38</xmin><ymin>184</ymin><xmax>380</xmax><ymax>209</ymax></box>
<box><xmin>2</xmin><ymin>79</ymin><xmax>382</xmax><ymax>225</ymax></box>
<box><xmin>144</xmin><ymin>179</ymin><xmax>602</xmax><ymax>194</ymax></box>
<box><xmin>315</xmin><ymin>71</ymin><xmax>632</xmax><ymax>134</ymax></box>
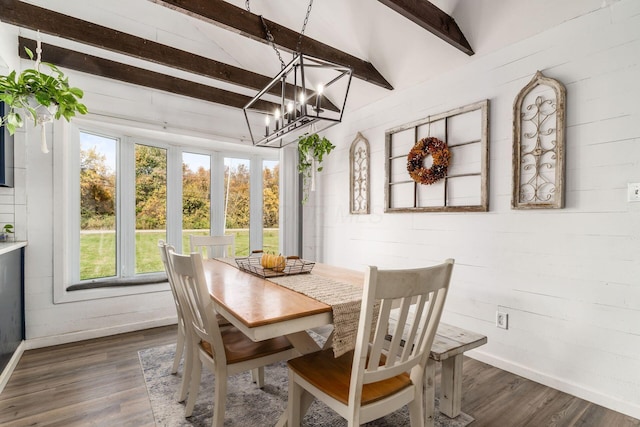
<box><xmin>55</xmin><ymin>122</ymin><xmax>281</xmax><ymax>302</ymax></box>
<box><xmin>79</xmin><ymin>132</ymin><xmax>117</xmax><ymax>280</ymax></box>
<box><xmin>263</xmin><ymin>160</ymin><xmax>279</xmax><ymax>253</ymax></box>
<box><xmin>182</xmin><ymin>152</ymin><xmax>211</xmax><ymax>253</ymax></box>
<box><xmin>135</xmin><ymin>144</ymin><xmax>167</xmax><ymax>274</ymax></box>
<box><xmin>224</xmin><ymin>157</ymin><xmax>250</xmax><ymax>256</ymax></box>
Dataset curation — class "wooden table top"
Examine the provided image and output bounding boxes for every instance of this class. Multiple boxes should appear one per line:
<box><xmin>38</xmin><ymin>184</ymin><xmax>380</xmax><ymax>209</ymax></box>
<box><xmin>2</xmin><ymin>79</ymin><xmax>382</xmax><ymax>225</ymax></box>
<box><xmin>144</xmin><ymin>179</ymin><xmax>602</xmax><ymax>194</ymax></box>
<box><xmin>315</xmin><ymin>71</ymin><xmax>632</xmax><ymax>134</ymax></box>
<box><xmin>202</xmin><ymin>259</ymin><xmax>365</xmax><ymax>329</ymax></box>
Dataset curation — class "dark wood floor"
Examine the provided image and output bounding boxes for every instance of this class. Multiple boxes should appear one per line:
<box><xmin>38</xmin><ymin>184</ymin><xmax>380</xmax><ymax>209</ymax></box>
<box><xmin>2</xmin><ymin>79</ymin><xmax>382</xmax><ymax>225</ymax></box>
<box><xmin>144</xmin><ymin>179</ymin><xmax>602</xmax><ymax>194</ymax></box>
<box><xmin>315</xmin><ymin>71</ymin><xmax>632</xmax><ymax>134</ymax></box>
<box><xmin>1</xmin><ymin>325</ymin><xmax>638</xmax><ymax>426</ymax></box>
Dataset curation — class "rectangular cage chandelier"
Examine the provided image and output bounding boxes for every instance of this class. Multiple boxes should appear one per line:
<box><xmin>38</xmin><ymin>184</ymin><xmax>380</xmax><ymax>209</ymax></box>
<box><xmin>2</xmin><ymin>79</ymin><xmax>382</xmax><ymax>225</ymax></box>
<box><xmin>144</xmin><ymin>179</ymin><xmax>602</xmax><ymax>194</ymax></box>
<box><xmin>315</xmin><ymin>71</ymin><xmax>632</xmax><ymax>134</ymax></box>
<box><xmin>243</xmin><ymin>53</ymin><xmax>353</xmax><ymax>148</ymax></box>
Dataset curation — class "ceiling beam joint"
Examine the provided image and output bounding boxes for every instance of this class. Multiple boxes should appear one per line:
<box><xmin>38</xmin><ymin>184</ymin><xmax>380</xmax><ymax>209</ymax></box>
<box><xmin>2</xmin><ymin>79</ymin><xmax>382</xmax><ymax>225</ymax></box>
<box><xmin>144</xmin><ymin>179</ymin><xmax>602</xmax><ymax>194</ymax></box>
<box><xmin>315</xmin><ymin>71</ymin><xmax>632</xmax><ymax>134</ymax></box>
<box><xmin>377</xmin><ymin>0</ymin><xmax>474</xmax><ymax>56</ymax></box>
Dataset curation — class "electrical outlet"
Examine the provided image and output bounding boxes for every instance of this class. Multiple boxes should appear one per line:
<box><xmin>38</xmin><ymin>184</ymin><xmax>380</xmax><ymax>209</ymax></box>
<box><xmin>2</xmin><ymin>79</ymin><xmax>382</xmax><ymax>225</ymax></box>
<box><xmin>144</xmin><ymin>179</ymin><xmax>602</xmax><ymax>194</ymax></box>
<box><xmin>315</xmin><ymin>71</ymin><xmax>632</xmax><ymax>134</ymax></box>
<box><xmin>496</xmin><ymin>311</ymin><xmax>508</xmax><ymax>329</ymax></box>
<box><xmin>628</xmin><ymin>183</ymin><xmax>640</xmax><ymax>202</ymax></box>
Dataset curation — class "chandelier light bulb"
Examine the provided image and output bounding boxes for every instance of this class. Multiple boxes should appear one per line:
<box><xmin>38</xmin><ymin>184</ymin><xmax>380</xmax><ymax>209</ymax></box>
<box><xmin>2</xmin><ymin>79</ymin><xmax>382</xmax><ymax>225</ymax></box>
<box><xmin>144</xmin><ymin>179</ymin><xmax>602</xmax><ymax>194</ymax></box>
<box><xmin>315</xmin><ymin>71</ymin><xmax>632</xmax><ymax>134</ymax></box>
<box><xmin>315</xmin><ymin>84</ymin><xmax>324</xmax><ymax>112</ymax></box>
<box><xmin>274</xmin><ymin>108</ymin><xmax>281</xmax><ymax>119</ymax></box>
<box><xmin>287</xmin><ymin>101</ymin><xmax>294</xmax><ymax>113</ymax></box>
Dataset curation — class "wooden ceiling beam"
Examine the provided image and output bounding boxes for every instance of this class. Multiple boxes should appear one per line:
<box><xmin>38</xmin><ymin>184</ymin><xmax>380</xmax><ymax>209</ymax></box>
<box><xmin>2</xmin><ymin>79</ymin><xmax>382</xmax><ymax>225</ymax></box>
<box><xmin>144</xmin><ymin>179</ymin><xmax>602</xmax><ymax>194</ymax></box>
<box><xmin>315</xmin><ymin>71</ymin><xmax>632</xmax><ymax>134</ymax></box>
<box><xmin>377</xmin><ymin>0</ymin><xmax>474</xmax><ymax>56</ymax></box>
<box><xmin>0</xmin><ymin>0</ymin><xmax>336</xmax><ymax>110</ymax></box>
<box><xmin>18</xmin><ymin>37</ymin><xmax>278</xmax><ymax>112</ymax></box>
<box><xmin>150</xmin><ymin>0</ymin><xmax>394</xmax><ymax>90</ymax></box>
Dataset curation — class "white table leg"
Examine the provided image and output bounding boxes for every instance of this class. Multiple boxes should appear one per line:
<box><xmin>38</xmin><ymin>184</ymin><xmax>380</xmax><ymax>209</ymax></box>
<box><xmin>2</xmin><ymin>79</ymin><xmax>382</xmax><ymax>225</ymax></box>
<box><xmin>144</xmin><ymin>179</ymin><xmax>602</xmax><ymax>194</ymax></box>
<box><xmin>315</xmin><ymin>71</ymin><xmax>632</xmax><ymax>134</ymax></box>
<box><xmin>440</xmin><ymin>354</ymin><xmax>463</xmax><ymax>417</ymax></box>
<box><xmin>276</xmin><ymin>388</ymin><xmax>315</xmax><ymax>427</ymax></box>
<box><xmin>424</xmin><ymin>358</ymin><xmax>436</xmax><ymax>427</ymax></box>
<box><xmin>285</xmin><ymin>330</ymin><xmax>323</xmax><ymax>355</ymax></box>
<box><xmin>276</xmin><ymin>330</ymin><xmax>323</xmax><ymax>427</ymax></box>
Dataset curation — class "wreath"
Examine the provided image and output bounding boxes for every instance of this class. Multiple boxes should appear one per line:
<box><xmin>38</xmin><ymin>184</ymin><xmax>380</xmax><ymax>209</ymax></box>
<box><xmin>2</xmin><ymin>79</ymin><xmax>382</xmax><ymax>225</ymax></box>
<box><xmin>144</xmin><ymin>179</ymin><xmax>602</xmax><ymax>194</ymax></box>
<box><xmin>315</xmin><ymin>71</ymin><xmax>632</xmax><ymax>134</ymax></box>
<box><xmin>407</xmin><ymin>137</ymin><xmax>451</xmax><ymax>185</ymax></box>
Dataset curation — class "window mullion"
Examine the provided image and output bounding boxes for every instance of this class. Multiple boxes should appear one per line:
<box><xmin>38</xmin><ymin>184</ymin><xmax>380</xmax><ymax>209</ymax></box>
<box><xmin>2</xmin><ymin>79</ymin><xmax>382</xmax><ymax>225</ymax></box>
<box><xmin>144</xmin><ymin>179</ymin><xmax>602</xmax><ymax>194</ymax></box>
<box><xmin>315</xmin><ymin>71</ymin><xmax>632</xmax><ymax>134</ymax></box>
<box><xmin>166</xmin><ymin>146</ymin><xmax>182</xmax><ymax>249</ymax></box>
<box><xmin>212</xmin><ymin>153</ymin><xmax>225</xmax><ymax>236</ymax></box>
<box><xmin>67</xmin><ymin>124</ymin><xmax>81</xmax><ymax>284</ymax></box>
<box><xmin>119</xmin><ymin>137</ymin><xmax>136</xmax><ymax>278</ymax></box>
<box><xmin>249</xmin><ymin>155</ymin><xmax>263</xmax><ymax>253</ymax></box>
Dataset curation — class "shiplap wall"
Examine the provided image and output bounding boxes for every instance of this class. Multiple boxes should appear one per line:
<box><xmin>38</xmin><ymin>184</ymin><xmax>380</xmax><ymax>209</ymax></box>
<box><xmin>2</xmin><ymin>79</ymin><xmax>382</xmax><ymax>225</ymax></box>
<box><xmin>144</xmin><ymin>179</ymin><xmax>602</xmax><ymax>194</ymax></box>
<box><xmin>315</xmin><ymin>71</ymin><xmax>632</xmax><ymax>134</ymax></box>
<box><xmin>309</xmin><ymin>0</ymin><xmax>640</xmax><ymax>418</ymax></box>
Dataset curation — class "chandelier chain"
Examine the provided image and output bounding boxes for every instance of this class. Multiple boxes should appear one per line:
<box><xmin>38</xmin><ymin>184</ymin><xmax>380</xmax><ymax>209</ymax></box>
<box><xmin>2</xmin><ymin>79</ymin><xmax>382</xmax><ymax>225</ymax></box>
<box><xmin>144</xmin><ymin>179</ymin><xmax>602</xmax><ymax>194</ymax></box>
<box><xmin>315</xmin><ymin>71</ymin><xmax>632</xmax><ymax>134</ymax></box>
<box><xmin>246</xmin><ymin>0</ymin><xmax>314</xmax><ymax>69</ymax></box>
<box><xmin>259</xmin><ymin>15</ymin><xmax>286</xmax><ymax>68</ymax></box>
<box><xmin>295</xmin><ymin>0</ymin><xmax>314</xmax><ymax>54</ymax></box>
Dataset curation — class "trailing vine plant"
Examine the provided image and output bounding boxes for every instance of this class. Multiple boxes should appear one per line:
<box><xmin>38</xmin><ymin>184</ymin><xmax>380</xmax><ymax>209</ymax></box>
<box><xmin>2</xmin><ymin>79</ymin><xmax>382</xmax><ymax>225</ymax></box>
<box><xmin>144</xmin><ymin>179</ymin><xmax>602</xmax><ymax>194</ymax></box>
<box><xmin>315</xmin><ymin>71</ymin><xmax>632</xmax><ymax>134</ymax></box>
<box><xmin>297</xmin><ymin>133</ymin><xmax>335</xmax><ymax>204</ymax></box>
<box><xmin>0</xmin><ymin>44</ymin><xmax>87</xmax><ymax>152</ymax></box>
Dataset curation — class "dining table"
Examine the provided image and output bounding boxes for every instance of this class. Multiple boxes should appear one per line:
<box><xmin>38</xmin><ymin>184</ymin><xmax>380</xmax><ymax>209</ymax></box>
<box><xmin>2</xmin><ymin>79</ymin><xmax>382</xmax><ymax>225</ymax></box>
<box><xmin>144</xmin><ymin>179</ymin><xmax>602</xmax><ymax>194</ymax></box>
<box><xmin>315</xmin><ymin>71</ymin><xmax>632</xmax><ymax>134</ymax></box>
<box><xmin>201</xmin><ymin>258</ymin><xmax>443</xmax><ymax>427</ymax></box>
<box><xmin>204</xmin><ymin>259</ymin><xmax>347</xmax><ymax>350</ymax></box>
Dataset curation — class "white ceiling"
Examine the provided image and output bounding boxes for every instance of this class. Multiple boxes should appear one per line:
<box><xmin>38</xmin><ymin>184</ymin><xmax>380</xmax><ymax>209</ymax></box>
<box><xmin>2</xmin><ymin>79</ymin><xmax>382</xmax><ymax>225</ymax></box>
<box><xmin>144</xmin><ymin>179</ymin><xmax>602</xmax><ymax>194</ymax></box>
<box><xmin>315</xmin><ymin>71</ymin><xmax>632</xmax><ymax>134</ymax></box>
<box><xmin>12</xmin><ymin>0</ymin><xmax>614</xmax><ymax>143</ymax></box>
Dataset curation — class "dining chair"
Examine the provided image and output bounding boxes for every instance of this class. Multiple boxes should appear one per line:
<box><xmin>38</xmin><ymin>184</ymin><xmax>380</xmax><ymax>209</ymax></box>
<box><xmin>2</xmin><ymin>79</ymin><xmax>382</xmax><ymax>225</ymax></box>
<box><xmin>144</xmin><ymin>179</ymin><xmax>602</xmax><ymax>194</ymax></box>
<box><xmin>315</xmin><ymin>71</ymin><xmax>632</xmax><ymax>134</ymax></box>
<box><xmin>168</xmin><ymin>249</ymin><xmax>296</xmax><ymax>425</ymax></box>
<box><xmin>157</xmin><ymin>241</ymin><xmax>187</xmax><ymax>376</ymax></box>
<box><xmin>189</xmin><ymin>234</ymin><xmax>236</xmax><ymax>259</ymax></box>
<box><xmin>159</xmin><ymin>240</ymin><xmax>233</xmax><ymax>404</ymax></box>
<box><xmin>286</xmin><ymin>259</ymin><xmax>454</xmax><ymax>427</ymax></box>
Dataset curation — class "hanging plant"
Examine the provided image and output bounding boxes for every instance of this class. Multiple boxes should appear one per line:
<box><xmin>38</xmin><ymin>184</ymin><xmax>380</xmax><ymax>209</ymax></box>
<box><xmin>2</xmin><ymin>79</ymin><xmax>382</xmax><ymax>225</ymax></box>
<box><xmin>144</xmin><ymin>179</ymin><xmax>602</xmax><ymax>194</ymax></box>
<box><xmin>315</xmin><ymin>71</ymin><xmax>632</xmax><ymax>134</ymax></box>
<box><xmin>0</xmin><ymin>45</ymin><xmax>87</xmax><ymax>152</ymax></box>
<box><xmin>297</xmin><ymin>133</ymin><xmax>335</xmax><ymax>204</ymax></box>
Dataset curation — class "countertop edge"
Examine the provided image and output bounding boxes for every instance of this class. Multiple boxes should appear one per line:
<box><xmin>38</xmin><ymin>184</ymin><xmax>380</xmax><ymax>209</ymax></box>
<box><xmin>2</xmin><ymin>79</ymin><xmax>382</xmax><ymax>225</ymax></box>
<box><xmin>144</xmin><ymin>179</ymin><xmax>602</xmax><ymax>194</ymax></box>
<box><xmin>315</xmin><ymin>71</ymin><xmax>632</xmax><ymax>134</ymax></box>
<box><xmin>0</xmin><ymin>241</ymin><xmax>27</xmax><ymax>256</ymax></box>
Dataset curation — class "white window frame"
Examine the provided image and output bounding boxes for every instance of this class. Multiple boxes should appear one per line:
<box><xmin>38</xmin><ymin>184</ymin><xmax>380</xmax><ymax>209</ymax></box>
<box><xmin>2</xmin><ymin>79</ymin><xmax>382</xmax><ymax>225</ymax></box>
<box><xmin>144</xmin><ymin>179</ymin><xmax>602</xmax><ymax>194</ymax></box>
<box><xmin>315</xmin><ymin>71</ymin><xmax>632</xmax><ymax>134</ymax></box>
<box><xmin>53</xmin><ymin>119</ymin><xmax>282</xmax><ymax>304</ymax></box>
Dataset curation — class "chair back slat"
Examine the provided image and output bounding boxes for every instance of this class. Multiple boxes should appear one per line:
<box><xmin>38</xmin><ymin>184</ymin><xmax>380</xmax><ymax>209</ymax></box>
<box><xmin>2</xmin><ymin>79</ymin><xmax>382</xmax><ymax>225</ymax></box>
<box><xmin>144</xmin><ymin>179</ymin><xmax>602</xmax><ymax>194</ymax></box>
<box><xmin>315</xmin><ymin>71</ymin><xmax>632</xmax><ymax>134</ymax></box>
<box><xmin>366</xmin><ymin>299</ymin><xmax>392</xmax><ymax>371</ymax></box>
<box><xmin>158</xmin><ymin>240</ymin><xmax>183</xmax><ymax>320</ymax></box>
<box><xmin>354</xmin><ymin>259</ymin><xmax>454</xmax><ymax>389</ymax></box>
<box><xmin>400</xmin><ymin>294</ymin><xmax>427</xmax><ymax>362</ymax></box>
<box><xmin>169</xmin><ymin>249</ymin><xmax>227</xmax><ymax>364</ymax></box>
<box><xmin>189</xmin><ymin>235</ymin><xmax>236</xmax><ymax>259</ymax></box>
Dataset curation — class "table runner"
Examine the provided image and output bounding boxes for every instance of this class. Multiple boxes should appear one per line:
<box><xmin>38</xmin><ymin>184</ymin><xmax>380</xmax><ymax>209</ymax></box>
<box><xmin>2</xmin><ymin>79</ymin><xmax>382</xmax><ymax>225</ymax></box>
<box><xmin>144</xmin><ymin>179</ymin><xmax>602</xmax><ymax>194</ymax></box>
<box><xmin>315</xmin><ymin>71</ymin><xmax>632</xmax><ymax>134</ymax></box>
<box><xmin>215</xmin><ymin>258</ymin><xmax>371</xmax><ymax>357</ymax></box>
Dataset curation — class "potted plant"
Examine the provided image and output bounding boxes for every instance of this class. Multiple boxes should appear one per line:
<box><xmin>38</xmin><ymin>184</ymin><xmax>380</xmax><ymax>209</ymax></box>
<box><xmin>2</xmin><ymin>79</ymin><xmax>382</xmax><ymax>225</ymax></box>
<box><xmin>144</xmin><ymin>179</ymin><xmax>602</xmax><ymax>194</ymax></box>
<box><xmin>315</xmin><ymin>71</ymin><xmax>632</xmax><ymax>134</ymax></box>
<box><xmin>0</xmin><ymin>45</ymin><xmax>87</xmax><ymax>152</ymax></box>
<box><xmin>0</xmin><ymin>224</ymin><xmax>14</xmax><ymax>242</ymax></box>
<box><xmin>297</xmin><ymin>132</ymin><xmax>335</xmax><ymax>204</ymax></box>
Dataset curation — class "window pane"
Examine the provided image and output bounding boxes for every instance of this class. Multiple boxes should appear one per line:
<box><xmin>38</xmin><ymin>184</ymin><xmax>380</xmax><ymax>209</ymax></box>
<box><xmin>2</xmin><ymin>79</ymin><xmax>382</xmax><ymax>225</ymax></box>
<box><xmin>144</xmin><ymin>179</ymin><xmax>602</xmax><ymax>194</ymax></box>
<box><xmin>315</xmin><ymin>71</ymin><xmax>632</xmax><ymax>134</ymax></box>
<box><xmin>79</xmin><ymin>132</ymin><xmax>117</xmax><ymax>280</ymax></box>
<box><xmin>182</xmin><ymin>152</ymin><xmax>211</xmax><ymax>253</ymax></box>
<box><xmin>263</xmin><ymin>160</ymin><xmax>279</xmax><ymax>254</ymax></box>
<box><xmin>224</xmin><ymin>158</ymin><xmax>250</xmax><ymax>256</ymax></box>
<box><xmin>135</xmin><ymin>144</ymin><xmax>167</xmax><ymax>274</ymax></box>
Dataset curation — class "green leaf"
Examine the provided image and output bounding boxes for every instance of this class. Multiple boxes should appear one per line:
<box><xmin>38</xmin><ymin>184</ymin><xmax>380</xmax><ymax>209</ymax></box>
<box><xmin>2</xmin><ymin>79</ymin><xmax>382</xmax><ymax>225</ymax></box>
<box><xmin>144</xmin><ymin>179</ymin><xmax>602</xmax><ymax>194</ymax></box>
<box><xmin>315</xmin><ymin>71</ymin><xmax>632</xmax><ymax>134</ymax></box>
<box><xmin>69</xmin><ymin>87</ymin><xmax>84</xmax><ymax>98</ymax></box>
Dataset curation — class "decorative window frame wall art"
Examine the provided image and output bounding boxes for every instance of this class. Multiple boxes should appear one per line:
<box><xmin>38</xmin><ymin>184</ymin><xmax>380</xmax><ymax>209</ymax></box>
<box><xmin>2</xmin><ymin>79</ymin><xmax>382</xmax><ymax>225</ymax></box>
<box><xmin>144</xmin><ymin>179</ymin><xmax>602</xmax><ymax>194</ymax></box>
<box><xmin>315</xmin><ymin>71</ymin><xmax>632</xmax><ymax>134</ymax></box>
<box><xmin>512</xmin><ymin>71</ymin><xmax>566</xmax><ymax>209</ymax></box>
<box><xmin>384</xmin><ymin>99</ymin><xmax>489</xmax><ymax>213</ymax></box>
<box><xmin>349</xmin><ymin>132</ymin><xmax>370</xmax><ymax>214</ymax></box>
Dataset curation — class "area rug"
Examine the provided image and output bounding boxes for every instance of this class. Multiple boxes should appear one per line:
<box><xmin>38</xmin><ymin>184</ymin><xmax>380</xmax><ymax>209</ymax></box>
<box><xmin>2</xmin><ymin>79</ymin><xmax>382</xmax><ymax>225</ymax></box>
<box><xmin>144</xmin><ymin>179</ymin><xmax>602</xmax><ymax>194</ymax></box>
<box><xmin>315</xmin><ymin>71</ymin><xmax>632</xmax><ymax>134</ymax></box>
<box><xmin>139</xmin><ymin>343</ymin><xmax>474</xmax><ymax>426</ymax></box>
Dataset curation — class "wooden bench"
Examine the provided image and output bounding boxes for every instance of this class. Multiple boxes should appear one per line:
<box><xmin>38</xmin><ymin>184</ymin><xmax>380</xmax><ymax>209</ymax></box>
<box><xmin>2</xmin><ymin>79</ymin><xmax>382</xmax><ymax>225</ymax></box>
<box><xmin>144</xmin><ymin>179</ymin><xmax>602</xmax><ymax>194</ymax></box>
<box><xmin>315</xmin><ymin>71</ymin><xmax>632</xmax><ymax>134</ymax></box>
<box><xmin>430</xmin><ymin>323</ymin><xmax>487</xmax><ymax>418</ymax></box>
<box><xmin>386</xmin><ymin>322</ymin><xmax>487</xmax><ymax>422</ymax></box>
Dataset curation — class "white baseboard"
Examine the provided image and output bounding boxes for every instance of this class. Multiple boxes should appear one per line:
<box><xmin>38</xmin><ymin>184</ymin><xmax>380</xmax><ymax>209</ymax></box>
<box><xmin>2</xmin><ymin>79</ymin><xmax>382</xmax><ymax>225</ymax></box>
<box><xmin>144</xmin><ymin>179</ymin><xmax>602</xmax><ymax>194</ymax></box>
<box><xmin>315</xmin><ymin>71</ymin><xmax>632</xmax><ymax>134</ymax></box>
<box><xmin>467</xmin><ymin>349</ymin><xmax>640</xmax><ymax>420</ymax></box>
<box><xmin>24</xmin><ymin>317</ymin><xmax>178</xmax><ymax>350</ymax></box>
<box><xmin>0</xmin><ymin>340</ymin><xmax>26</xmax><ymax>395</ymax></box>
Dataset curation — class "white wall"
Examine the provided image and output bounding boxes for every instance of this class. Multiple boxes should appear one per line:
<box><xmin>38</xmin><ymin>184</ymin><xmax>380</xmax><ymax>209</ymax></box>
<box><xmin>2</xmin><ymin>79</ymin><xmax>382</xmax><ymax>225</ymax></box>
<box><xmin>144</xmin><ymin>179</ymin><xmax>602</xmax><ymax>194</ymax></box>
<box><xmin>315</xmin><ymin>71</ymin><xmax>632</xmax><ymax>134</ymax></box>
<box><xmin>0</xmin><ymin>23</ymin><xmax>26</xmax><ymax>242</ymax></box>
<box><xmin>310</xmin><ymin>0</ymin><xmax>640</xmax><ymax>419</ymax></box>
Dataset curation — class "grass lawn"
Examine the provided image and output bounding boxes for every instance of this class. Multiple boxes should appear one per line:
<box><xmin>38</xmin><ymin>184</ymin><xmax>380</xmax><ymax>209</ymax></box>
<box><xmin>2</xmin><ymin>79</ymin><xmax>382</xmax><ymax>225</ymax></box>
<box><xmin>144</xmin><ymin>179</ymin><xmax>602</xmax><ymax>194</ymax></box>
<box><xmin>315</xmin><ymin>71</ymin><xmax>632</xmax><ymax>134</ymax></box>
<box><xmin>79</xmin><ymin>229</ymin><xmax>279</xmax><ymax>281</ymax></box>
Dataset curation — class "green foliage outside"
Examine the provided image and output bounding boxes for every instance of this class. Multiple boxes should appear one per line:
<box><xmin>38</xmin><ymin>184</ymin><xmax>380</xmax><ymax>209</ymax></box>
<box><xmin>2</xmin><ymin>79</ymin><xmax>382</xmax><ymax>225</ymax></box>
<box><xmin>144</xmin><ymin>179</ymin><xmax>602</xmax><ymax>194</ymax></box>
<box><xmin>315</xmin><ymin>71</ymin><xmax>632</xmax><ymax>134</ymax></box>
<box><xmin>78</xmin><ymin>144</ymin><xmax>280</xmax><ymax>280</ymax></box>
<box><xmin>80</xmin><ymin>229</ymin><xmax>279</xmax><ymax>280</ymax></box>
<box><xmin>80</xmin><ymin>145</ymin><xmax>279</xmax><ymax>231</ymax></box>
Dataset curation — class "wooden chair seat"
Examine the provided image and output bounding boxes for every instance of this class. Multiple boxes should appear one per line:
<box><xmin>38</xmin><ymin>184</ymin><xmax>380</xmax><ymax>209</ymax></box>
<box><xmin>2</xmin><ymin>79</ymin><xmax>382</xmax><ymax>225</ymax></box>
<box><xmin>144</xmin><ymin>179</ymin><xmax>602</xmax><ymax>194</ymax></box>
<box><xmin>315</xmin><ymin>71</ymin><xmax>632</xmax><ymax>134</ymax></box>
<box><xmin>288</xmin><ymin>348</ymin><xmax>411</xmax><ymax>405</ymax></box>
<box><xmin>200</xmin><ymin>327</ymin><xmax>292</xmax><ymax>364</ymax></box>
